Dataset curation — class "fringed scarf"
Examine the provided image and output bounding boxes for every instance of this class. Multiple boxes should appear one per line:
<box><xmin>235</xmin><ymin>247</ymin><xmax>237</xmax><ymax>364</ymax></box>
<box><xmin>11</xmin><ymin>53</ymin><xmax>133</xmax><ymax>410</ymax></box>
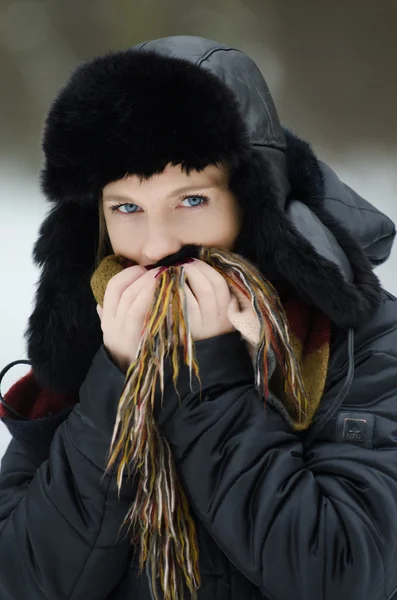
<box><xmin>90</xmin><ymin>247</ymin><xmax>331</xmax><ymax>600</ymax></box>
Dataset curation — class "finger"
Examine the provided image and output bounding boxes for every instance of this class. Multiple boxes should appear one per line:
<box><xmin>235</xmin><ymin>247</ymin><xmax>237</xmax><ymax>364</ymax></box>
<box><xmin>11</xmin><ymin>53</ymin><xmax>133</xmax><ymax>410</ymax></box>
<box><xmin>183</xmin><ymin>262</ymin><xmax>225</xmax><ymax>317</ymax></box>
<box><xmin>187</xmin><ymin>259</ymin><xmax>229</xmax><ymax>294</ymax></box>
<box><xmin>117</xmin><ymin>268</ymin><xmax>160</xmax><ymax>322</ymax></box>
<box><xmin>126</xmin><ymin>274</ymin><xmax>159</xmax><ymax>333</ymax></box>
<box><xmin>103</xmin><ymin>265</ymin><xmax>147</xmax><ymax>319</ymax></box>
<box><xmin>96</xmin><ymin>304</ymin><xmax>103</xmax><ymax>320</ymax></box>
<box><xmin>187</xmin><ymin>259</ymin><xmax>231</xmax><ymax>308</ymax></box>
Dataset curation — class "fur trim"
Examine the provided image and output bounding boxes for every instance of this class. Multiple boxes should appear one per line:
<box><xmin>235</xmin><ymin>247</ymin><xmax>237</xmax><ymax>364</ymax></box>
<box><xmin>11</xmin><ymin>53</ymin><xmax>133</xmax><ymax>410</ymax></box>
<box><xmin>233</xmin><ymin>142</ymin><xmax>381</xmax><ymax>331</ymax></box>
<box><xmin>283</xmin><ymin>130</ymin><xmax>382</xmax><ymax>325</ymax></box>
<box><xmin>283</xmin><ymin>129</ymin><xmax>325</xmax><ymax>202</ymax></box>
<box><xmin>41</xmin><ymin>49</ymin><xmax>250</xmax><ymax>207</ymax></box>
<box><xmin>25</xmin><ymin>203</ymin><xmax>102</xmax><ymax>392</ymax></box>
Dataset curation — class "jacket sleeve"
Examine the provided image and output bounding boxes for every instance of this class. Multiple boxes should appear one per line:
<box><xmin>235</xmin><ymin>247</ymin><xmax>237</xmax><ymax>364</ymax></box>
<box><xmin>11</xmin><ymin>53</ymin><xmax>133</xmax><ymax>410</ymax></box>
<box><xmin>156</xmin><ymin>327</ymin><xmax>397</xmax><ymax>600</ymax></box>
<box><xmin>0</xmin><ymin>346</ymin><xmax>136</xmax><ymax>600</ymax></box>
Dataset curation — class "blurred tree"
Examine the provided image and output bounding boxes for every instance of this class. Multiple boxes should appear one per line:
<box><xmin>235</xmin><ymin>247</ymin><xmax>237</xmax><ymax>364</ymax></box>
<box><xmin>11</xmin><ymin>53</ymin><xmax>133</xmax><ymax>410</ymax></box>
<box><xmin>0</xmin><ymin>0</ymin><xmax>396</xmax><ymax>170</ymax></box>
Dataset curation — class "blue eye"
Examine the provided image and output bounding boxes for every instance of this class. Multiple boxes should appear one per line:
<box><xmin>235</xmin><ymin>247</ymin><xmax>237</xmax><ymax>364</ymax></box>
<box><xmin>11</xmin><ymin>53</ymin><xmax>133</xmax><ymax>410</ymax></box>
<box><xmin>110</xmin><ymin>203</ymin><xmax>140</xmax><ymax>214</ymax></box>
<box><xmin>109</xmin><ymin>195</ymin><xmax>208</xmax><ymax>214</ymax></box>
<box><xmin>181</xmin><ymin>195</ymin><xmax>207</xmax><ymax>208</ymax></box>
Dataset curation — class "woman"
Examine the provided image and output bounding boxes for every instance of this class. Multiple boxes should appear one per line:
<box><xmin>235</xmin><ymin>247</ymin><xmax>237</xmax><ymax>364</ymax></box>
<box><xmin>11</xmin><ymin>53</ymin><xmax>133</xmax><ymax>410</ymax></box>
<box><xmin>1</xmin><ymin>35</ymin><xmax>397</xmax><ymax>600</ymax></box>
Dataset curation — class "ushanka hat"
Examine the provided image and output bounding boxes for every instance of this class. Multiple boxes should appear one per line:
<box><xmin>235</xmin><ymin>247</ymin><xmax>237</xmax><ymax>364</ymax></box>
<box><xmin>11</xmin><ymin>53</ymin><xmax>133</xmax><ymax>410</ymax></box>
<box><xmin>27</xmin><ymin>35</ymin><xmax>382</xmax><ymax>395</ymax></box>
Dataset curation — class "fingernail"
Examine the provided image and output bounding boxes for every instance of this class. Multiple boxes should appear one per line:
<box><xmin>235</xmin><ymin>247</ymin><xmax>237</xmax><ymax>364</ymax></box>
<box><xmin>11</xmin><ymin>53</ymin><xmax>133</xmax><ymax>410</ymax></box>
<box><xmin>155</xmin><ymin>266</ymin><xmax>168</xmax><ymax>279</ymax></box>
<box><xmin>173</xmin><ymin>258</ymin><xmax>194</xmax><ymax>267</ymax></box>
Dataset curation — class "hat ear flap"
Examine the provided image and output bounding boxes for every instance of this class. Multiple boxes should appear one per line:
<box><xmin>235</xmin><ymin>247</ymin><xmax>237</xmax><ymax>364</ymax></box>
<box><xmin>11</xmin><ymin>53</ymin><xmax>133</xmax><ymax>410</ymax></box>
<box><xmin>232</xmin><ymin>150</ymin><xmax>381</xmax><ymax>329</ymax></box>
<box><xmin>25</xmin><ymin>202</ymin><xmax>104</xmax><ymax>392</ymax></box>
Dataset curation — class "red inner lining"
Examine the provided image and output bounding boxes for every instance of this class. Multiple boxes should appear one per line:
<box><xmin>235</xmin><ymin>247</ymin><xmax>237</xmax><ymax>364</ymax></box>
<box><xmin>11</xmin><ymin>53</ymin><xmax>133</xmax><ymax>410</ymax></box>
<box><xmin>1</xmin><ymin>370</ymin><xmax>77</xmax><ymax>421</ymax></box>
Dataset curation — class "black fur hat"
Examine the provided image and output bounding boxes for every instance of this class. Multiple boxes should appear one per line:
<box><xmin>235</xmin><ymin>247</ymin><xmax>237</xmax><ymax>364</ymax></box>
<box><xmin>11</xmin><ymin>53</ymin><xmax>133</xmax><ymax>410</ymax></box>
<box><xmin>41</xmin><ymin>49</ymin><xmax>252</xmax><ymax>206</ymax></box>
<box><xmin>27</xmin><ymin>36</ymin><xmax>385</xmax><ymax>393</ymax></box>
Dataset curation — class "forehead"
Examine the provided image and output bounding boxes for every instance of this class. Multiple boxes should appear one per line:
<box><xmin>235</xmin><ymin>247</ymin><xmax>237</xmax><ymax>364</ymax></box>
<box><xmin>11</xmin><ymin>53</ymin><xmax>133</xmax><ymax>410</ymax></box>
<box><xmin>103</xmin><ymin>163</ymin><xmax>229</xmax><ymax>199</ymax></box>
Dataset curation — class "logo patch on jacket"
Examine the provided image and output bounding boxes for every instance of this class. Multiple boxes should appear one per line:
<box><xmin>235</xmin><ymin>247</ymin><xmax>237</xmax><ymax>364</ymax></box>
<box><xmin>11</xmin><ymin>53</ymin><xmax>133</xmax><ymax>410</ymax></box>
<box><xmin>336</xmin><ymin>412</ymin><xmax>375</xmax><ymax>449</ymax></box>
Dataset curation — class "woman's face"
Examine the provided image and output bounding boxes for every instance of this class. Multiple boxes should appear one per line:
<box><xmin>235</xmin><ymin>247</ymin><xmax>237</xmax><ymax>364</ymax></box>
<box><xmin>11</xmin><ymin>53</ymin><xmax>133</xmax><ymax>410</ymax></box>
<box><xmin>102</xmin><ymin>163</ymin><xmax>241</xmax><ymax>267</ymax></box>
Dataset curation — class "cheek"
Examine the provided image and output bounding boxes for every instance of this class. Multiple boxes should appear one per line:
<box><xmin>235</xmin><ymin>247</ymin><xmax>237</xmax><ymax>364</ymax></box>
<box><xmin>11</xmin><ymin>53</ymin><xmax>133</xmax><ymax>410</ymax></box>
<box><xmin>216</xmin><ymin>214</ymin><xmax>241</xmax><ymax>248</ymax></box>
<box><xmin>185</xmin><ymin>206</ymin><xmax>241</xmax><ymax>249</ymax></box>
<box><xmin>105</xmin><ymin>218</ymin><xmax>141</xmax><ymax>258</ymax></box>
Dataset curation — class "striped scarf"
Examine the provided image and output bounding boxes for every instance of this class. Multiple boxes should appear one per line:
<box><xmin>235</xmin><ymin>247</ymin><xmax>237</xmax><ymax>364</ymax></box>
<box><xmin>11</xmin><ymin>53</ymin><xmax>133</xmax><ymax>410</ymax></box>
<box><xmin>90</xmin><ymin>247</ymin><xmax>331</xmax><ymax>600</ymax></box>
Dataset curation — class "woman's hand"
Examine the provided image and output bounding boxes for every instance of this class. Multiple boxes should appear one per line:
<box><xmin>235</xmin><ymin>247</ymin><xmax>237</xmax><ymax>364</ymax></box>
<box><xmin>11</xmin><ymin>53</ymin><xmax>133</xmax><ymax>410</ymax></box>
<box><xmin>96</xmin><ymin>258</ymin><xmax>234</xmax><ymax>373</ymax></box>
<box><xmin>183</xmin><ymin>259</ymin><xmax>235</xmax><ymax>341</ymax></box>
<box><xmin>96</xmin><ymin>265</ymin><xmax>160</xmax><ymax>372</ymax></box>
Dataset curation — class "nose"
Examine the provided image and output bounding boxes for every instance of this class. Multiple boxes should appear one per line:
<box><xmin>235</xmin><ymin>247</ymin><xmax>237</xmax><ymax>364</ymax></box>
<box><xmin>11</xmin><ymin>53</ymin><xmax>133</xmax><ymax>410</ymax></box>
<box><xmin>141</xmin><ymin>222</ymin><xmax>181</xmax><ymax>267</ymax></box>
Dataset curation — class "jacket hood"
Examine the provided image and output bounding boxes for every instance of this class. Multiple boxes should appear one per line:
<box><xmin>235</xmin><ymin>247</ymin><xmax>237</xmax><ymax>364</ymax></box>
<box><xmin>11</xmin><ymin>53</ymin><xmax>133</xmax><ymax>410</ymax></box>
<box><xmin>13</xmin><ymin>35</ymin><xmax>394</xmax><ymax>396</ymax></box>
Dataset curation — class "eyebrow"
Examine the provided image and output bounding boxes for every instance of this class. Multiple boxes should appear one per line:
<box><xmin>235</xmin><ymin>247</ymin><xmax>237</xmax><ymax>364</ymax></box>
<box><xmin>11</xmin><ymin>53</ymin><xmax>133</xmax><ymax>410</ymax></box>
<box><xmin>103</xmin><ymin>184</ymin><xmax>217</xmax><ymax>204</ymax></box>
<box><xmin>103</xmin><ymin>194</ymin><xmax>136</xmax><ymax>203</ymax></box>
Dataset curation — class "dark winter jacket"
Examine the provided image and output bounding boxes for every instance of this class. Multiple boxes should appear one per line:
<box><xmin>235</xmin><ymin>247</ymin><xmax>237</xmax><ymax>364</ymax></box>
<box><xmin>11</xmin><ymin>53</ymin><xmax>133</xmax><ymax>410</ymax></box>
<box><xmin>1</xmin><ymin>36</ymin><xmax>397</xmax><ymax>600</ymax></box>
